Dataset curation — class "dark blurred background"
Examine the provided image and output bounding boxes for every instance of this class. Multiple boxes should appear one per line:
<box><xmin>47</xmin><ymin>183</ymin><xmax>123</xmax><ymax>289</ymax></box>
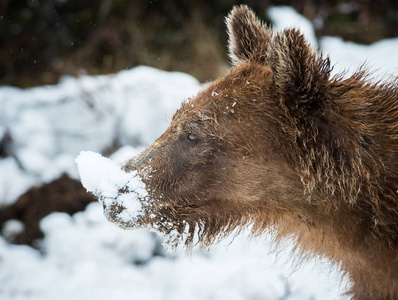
<box><xmin>2</xmin><ymin>0</ymin><xmax>398</xmax><ymax>88</ymax></box>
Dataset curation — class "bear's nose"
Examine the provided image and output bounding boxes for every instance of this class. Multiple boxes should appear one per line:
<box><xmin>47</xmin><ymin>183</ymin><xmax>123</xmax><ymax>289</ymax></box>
<box><xmin>123</xmin><ymin>148</ymin><xmax>152</xmax><ymax>173</ymax></box>
<box><xmin>123</xmin><ymin>157</ymin><xmax>139</xmax><ymax>172</ymax></box>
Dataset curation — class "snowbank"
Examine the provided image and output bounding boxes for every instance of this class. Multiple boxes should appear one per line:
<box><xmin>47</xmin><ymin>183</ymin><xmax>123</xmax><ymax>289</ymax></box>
<box><xmin>321</xmin><ymin>36</ymin><xmax>398</xmax><ymax>77</ymax></box>
<box><xmin>0</xmin><ymin>66</ymin><xmax>200</xmax><ymax>205</ymax></box>
<box><xmin>0</xmin><ymin>202</ymin><xmax>347</xmax><ymax>300</ymax></box>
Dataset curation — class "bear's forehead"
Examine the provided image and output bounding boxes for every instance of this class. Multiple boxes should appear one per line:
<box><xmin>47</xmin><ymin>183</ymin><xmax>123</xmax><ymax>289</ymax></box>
<box><xmin>171</xmin><ymin>85</ymin><xmax>232</xmax><ymax>125</ymax></box>
<box><xmin>171</xmin><ymin>62</ymin><xmax>272</xmax><ymax>126</ymax></box>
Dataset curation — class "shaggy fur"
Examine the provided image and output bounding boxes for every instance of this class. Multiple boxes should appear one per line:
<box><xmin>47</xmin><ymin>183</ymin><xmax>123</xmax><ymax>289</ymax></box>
<box><xmin>118</xmin><ymin>5</ymin><xmax>398</xmax><ymax>299</ymax></box>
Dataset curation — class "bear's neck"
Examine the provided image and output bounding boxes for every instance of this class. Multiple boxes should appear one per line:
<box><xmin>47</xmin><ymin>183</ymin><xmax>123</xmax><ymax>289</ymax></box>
<box><xmin>277</xmin><ymin>194</ymin><xmax>398</xmax><ymax>299</ymax></box>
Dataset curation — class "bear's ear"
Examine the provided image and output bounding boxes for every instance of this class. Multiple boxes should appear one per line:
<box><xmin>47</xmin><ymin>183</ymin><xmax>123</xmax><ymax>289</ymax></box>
<box><xmin>226</xmin><ymin>6</ymin><xmax>333</xmax><ymax>118</ymax></box>
<box><xmin>267</xmin><ymin>29</ymin><xmax>332</xmax><ymax>116</ymax></box>
<box><xmin>226</xmin><ymin>5</ymin><xmax>271</xmax><ymax>66</ymax></box>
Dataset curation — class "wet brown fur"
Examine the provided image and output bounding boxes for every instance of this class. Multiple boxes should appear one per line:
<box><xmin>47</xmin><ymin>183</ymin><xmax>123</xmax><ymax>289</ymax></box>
<box><xmin>121</xmin><ymin>5</ymin><xmax>398</xmax><ymax>299</ymax></box>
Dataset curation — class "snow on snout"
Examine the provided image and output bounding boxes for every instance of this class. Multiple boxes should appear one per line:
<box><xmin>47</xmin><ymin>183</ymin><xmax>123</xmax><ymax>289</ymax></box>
<box><xmin>75</xmin><ymin>151</ymin><xmax>148</xmax><ymax>225</ymax></box>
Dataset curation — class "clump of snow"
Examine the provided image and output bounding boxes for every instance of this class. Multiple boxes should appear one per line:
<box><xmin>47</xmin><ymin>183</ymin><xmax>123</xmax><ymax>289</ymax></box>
<box><xmin>75</xmin><ymin>150</ymin><xmax>189</xmax><ymax>250</ymax></box>
<box><xmin>76</xmin><ymin>151</ymin><xmax>148</xmax><ymax>225</ymax></box>
<box><xmin>76</xmin><ymin>151</ymin><xmax>130</xmax><ymax>199</ymax></box>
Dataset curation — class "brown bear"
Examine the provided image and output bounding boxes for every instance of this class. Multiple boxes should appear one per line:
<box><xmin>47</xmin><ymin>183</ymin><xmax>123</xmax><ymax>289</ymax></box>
<box><xmin>87</xmin><ymin>5</ymin><xmax>398</xmax><ymax>300</ymax></box>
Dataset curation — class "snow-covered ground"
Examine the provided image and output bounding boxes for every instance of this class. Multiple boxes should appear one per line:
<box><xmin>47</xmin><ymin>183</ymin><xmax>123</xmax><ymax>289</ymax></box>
<box><xmin>1</xmin><ymin>6</ymin><xmax>398</xmax><ymax>300</ymax></box>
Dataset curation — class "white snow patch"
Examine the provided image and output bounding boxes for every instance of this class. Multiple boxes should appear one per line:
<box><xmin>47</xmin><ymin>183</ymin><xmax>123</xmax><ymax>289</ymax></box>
<box><xmin>0</xmin><ymin>157</ymin><xmax>37</xmax><ymax>206</ymax></box>
<box><xmin>0</xmin><ymin>66</ymin><xmax>201</xmax><ymax>199</ymax></box>
<box><xmin>321</xmin><ymin>36</ymin><xmax>398</xmax><ymax>78</ymax></box>
<box><xmin>2</xmin><ymin>219</ymin><xmax>25</xmax><ymax>240</ymax></box>
<box><xmin>109</xmin><ymin>145</ymin><xmax>145</xmax><ymax>165</ymax></box>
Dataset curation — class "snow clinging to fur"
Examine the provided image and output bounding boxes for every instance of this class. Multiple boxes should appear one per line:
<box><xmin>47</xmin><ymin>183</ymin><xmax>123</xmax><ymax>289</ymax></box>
<box><xmin>75</xmin><ymin>151</ymin><xmax>148</xmax><ymax>223</ymax></box>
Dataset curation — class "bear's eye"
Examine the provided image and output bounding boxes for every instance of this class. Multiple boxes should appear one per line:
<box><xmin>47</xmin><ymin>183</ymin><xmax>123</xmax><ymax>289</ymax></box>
<box><xmin>187</xmin><ymin>133</ymin><xmax>197</xmax><ymax>142</ymax></box>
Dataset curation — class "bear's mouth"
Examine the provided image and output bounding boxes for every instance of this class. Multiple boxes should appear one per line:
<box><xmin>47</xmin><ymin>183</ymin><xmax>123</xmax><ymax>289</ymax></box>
<box><xmin>75</xmin><ymin>151</ymin><xmax>149</xmax><ymax>228</ymax></box>
<box><xmin>99</xmin><ymin>187</ymin><xmax>146</xmax><ymax>229</ymax></box>
<box><xmin>75</xmin><ymin>151</ymin><xmax>190</xmax><ymax>249</ymax></box>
